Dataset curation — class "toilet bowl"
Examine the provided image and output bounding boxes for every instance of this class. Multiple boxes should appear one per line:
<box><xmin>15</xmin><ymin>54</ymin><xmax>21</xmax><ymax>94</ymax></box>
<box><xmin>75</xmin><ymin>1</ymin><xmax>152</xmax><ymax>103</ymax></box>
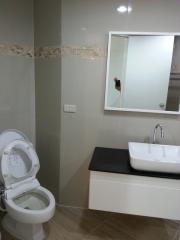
<box><xmin>0</xmin><ymin>130</ymin><xmax>55</xmax><ymax>240</ymax></box>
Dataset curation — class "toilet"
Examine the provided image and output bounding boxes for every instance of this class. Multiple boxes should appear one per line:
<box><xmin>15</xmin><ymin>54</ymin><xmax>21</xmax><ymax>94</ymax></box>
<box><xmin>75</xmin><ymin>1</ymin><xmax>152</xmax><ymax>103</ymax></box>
<box><xmin>0</xmin><ymin>129</ymin><xmax>55</xmax><ymax>240</ymax></box>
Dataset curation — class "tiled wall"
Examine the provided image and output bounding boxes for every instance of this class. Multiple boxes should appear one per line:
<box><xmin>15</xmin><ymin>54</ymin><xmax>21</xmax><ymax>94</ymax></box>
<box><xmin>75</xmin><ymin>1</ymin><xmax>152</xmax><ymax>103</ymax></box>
<box><xmin>59</xmin><ymin>0</ymin><xmax>180</xmax><ymax>208</ymax></box>
<box><xmin>0</xmin><ymin>0</ymin><xmax>35</xmax><ymax>143</ymax></box>
<box><xmin>34</xmin><ymin>0</ymin><xmax>61</xmax><ymax>201</ymax></box>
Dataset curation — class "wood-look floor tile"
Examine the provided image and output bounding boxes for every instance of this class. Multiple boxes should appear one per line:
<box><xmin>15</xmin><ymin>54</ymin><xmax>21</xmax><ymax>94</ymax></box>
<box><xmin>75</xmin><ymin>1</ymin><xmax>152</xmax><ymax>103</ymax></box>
<box><xmin>86</xmin><ymin>220</ymin><xmax>136</xmax><ymax>240</ymax></box>
<box><xmin>0</xmin><ymin>207</ymin><xmax>180</xmax><ymax>240</ymax></box>
<box><xmin>53</xmin><ymin>207</ymin><xmax>107</xmax><ymax>234</ymax></box>
<box><xmin>103</xmin><ymin>213</ymin><xmax>179</xmax><ymax>240</ymax></box>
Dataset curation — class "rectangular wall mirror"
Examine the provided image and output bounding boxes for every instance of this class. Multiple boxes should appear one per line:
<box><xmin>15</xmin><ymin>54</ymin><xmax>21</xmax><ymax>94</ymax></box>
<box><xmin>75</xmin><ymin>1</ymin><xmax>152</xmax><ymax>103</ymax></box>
<box><xmin>104</xmin><ymin>32</ymin><xmax>180</xmax><ymax>114</ymax></box>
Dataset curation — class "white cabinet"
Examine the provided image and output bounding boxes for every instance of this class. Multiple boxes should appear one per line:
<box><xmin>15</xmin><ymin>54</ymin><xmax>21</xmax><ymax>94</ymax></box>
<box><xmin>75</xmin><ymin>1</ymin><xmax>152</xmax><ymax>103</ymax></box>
<box><xmin>89</xmin><ymin>171</ymin><xmax>180</xmax><ymax>220</ymax></box>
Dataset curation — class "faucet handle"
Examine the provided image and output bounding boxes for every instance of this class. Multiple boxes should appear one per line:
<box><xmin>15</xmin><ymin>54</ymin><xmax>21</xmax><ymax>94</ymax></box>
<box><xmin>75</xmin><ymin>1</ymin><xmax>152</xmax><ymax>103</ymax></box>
<box><xmin>153</xmin><ymin>124</ymin><xmax>164</xmax><ymax>144</ymax></box>
<box><xmin>155</xmin><ymin>123</ymin><xmax>163</xmax><ymax>128</ymax></box>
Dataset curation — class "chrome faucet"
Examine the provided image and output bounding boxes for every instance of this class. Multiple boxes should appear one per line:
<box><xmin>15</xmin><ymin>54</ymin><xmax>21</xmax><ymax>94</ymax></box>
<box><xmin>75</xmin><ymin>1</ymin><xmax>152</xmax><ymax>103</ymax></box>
<box><xmin>153</xmin><ymin>124</ymin><xmax>164</xmax><ymax>144</ymax></box>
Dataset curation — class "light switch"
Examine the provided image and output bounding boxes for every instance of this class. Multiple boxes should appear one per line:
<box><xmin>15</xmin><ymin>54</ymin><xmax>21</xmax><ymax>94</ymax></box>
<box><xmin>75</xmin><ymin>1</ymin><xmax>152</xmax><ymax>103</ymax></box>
<box><xmin>64</xmin><ymin>104</ymin><xmax>77</xmax><ymax>113</ymax></box>
<box><xmin>69</xmin><ymin>105</ymin><xmax>77</xmax><ymax>113</ymax></box>
<box><xmin>64</xmin><ymin>104</ymin><xmax>69</xmax><ymax>112</ymax></box>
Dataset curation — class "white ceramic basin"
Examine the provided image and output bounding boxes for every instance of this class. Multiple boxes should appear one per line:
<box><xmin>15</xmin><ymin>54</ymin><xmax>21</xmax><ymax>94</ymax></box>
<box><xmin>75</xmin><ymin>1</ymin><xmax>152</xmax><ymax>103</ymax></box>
<box><xmin>128</xmin><ymin>142</ymin><xmax>180</xmax><ymax>174</ymax></box>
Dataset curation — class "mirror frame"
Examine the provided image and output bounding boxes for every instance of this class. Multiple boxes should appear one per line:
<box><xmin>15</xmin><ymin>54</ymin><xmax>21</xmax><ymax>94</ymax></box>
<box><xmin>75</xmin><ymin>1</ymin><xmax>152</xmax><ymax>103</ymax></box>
<box><xmin>104</xmin><ymin>31</ymin><xmax>180</xmax><ymax>115</ymax></box>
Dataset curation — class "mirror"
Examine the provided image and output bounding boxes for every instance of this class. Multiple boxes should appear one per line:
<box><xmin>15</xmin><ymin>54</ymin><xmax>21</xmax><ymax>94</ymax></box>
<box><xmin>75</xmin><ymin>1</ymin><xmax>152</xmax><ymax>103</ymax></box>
<box><xmin>105</xmin><ymin>32</ymin><xmax>180</xmax><ymax>114</ymax></box>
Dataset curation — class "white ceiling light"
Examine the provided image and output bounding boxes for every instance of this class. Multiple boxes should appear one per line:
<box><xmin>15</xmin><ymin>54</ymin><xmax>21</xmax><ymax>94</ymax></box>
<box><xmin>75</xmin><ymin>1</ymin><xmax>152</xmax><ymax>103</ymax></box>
<box><xmin>117</xmin><ymin>5</ymin><xmax>127</xmax><ymax>13</ymax></box>
<box><xmin>117</xmin><ymin>5</ymin><xmax>132</xmax><ymax>13</ymax></box>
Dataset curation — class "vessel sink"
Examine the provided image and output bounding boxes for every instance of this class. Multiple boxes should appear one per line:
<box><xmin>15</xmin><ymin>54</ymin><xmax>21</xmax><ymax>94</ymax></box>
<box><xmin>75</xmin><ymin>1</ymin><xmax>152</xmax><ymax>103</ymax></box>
<box><xmin>128</xmin><ymin>142</ymin><xmax>180</xmax><ymax>174</ymax></box>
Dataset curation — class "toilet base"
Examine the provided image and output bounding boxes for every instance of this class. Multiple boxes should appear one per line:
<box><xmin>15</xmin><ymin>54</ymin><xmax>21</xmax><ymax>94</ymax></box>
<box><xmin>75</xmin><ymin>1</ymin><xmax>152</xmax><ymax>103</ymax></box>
<box><xmin>2</xmin><ymin>214</ymin><xmax>46</xmax><ymax>240</ymax></box>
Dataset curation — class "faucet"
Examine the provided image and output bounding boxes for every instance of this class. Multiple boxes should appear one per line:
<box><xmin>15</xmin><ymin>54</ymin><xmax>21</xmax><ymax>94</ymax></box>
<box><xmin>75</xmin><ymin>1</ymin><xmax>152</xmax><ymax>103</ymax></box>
<box><xmin>153</xmin><ymin>124</ymin><xmax>164</xmax><ymax>144</ymax></box>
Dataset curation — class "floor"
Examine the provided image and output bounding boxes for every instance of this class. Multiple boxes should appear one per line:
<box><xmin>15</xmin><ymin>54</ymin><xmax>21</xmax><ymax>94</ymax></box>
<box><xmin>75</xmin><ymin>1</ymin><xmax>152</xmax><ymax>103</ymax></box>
<box><xmin>0</xmin><ymin>207</ymin><xmax>180</xmax><ymax>240</ymax></box>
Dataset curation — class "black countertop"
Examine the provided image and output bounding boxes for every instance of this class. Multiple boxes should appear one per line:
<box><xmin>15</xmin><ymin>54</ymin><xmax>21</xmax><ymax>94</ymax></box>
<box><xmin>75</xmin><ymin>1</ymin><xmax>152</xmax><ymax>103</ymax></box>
<box><xmin>89</xmin><ymin>147</ymin><xmax>180</xmax><ymax>180</ymax></box>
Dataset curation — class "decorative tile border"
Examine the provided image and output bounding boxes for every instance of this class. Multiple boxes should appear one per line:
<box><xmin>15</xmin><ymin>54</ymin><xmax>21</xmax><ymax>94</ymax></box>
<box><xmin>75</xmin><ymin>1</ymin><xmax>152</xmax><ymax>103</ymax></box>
<box><xmin>0</xmin><ymin>44</ymin><xmax>34</xmax><ymax>58</ymax></box>
<box><xmin>35</xmin><ymin>46</ymin><xmax>106</xmax><ymax>60</ymax></box>
<box><xmin>0</xmin><ymin>44</ymin><xmax>106</xmax><ymax>60</ymax></box>
<box><xmin>35</xmin><ymin>47</ymin><xmax>60</xmax><ymax>58</ymax></box>
<box><xmin>61</xmin><ymin>46</ymin><xmax>106</xmax><ymax>60</ymax></box>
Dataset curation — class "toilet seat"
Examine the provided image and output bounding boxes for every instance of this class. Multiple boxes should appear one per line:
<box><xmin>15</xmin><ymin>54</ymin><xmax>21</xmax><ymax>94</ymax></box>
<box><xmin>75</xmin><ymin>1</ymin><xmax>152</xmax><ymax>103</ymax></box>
<box><xmin>4</xmin><ymin>186</ymin><xmax>55</xmax><ymax>224</ymax></box>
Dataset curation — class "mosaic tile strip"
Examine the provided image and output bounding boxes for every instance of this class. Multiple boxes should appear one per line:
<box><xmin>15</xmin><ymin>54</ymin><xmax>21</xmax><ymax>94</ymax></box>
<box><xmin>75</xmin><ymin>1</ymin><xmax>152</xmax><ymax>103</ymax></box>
<box><xmin>35</xmin><ymin>46</ymin><xmax>106</xmax><ymax>59</ymax></box>
<box><xmin>0</xmin><ymin>44</ymin><xmax>106</xmax><ymax>59</ymax></box>
<box><xmin>61</xmin><ymin>46</ymin><xmax>106</xmax><ymax>59</ymax></box>
<box><xmin>35</xmin><ymin>47</ymin><xmax>60</xmax><ymax>58</ymax></box>
<box><xmin>0</xmin><ymin>44</ymin><xmax>34</xmax><ymax>58</ymax></box>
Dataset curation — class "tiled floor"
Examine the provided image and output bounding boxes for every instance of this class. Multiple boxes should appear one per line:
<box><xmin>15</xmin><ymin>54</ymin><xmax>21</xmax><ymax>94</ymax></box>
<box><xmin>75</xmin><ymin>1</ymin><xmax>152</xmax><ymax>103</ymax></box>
<box><xmin>0</xmin><ymin>207</ymin><xmax>180</xmax><ymax>240</ymax></box>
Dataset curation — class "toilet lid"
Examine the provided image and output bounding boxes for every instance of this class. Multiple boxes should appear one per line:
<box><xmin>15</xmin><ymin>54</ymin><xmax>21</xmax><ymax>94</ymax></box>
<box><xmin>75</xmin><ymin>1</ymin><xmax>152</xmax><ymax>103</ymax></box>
<box><xmin>0</xmin><ymin>139</ymin><xmax>40</xmax><ymax>189</ymax></box>
<box><xmin>0</xmin><ymin>129</ymin><xmax>30</xmax><ymax>156</ymax></box>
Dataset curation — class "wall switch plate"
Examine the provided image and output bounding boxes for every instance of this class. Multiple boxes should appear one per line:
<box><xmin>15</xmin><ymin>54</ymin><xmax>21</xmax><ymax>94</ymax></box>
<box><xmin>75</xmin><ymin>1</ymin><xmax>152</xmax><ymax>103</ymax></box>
<box><xmin>64</xmin><ymin>104</ymin><xmax>77</xmax><ymax>113</ymax></box>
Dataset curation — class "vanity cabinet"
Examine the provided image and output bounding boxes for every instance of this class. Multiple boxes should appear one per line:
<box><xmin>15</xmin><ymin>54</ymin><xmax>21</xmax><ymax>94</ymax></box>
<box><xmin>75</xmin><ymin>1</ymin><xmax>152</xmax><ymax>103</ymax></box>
<box><xmin>89</xmin><ymin>147</ymin><xmax>180</xmax><ymax>220</ymax></box>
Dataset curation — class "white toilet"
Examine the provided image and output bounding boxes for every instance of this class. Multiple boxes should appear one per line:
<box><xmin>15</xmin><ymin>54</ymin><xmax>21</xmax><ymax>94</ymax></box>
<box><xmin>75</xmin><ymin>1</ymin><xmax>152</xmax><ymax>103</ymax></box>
<box><xmin>0</xmin><ymin>129</ymin><xmax>55</xmax><ymax>240</ymax></box>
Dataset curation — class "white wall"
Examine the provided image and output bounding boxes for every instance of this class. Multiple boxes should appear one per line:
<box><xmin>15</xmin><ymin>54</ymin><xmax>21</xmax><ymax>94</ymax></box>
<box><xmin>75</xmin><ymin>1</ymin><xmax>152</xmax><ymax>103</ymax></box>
<box><xmin>0</xmin><ymin>0</ymin><xmax>35</xmax><ymax>143</ymax></box>
<box><xmin>60</xmin><ymin>0</ymin><xmax>180</xmax><ymax>207</ymax></box>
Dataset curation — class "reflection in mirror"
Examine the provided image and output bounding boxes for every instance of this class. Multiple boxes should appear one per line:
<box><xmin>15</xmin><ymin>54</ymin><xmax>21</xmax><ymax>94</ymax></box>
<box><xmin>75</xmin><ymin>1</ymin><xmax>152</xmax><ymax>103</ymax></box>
<box><xmin>105</xmin><ymin>32</ymin><xmax>180</xmax><ymax>114</ymax></box>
